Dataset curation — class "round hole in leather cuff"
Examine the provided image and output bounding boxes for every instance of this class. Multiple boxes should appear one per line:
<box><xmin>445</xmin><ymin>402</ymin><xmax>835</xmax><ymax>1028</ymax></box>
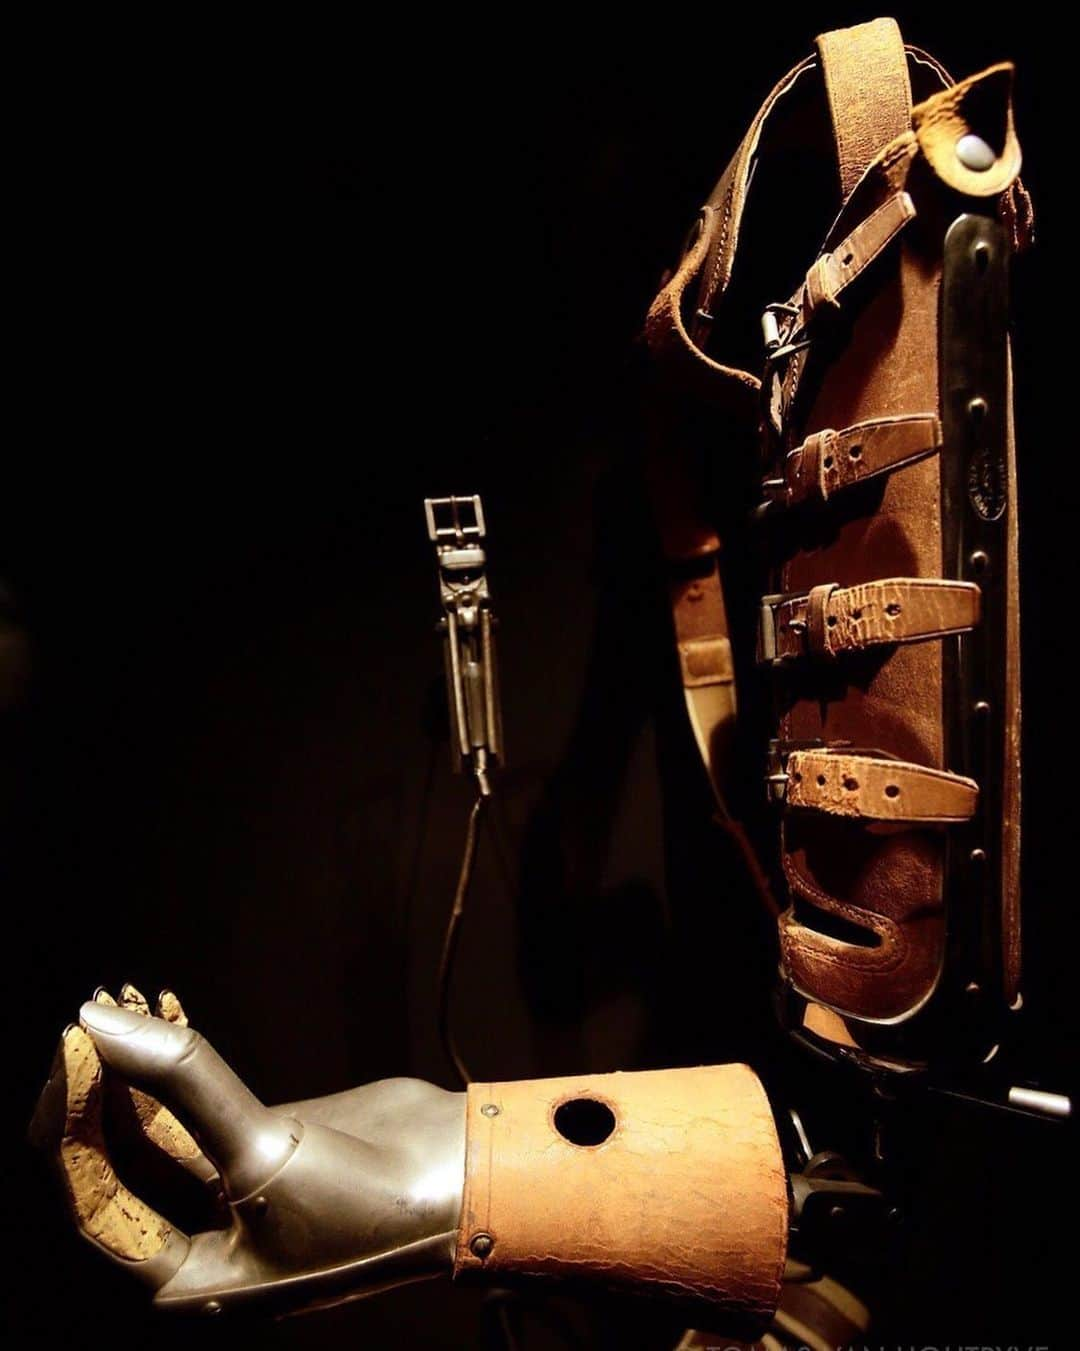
<box><xmin>553</xmin><ymin>1097</ymin><xmax>617</xmax><ymax>1147</ymax></box>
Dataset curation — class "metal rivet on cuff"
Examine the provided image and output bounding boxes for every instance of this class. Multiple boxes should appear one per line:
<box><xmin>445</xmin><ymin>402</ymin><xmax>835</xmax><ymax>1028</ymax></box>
<box><xmin>470</xmin><ymin>1232</ymin><xmax>495</xmax><ymax>1259</ymax></box>
<box><xmin>956</xmin><ymin>133</ymin><xmax>995</xmax><ymax>171</ymax></box>
<box><xmin>480</xmin><ymin>1103</ymin><xmax>500</xmax><ymax>1118</ymax></box>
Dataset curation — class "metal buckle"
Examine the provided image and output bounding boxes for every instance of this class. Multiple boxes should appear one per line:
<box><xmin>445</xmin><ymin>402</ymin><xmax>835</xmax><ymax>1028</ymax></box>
<box><xmin>425</xmin><ymin>493</ymin><xmax>486</xmax><ymax>550</ymax></box>
<box><xmin>754</xmin><ymin>465</ymin><xmax>795</xmax><ymax>522</ymax></box>
<box><xmin>424</xmin><ymin>495</ymin><xmax>502</xmax><ymax>795</ymax></box>
<box><xmin>757</xmin><ymin>591</ymin><xmax>809</xmax><ymax>666</ymax></box>
<box><xmin>766</xmin><ymin>739</ymin><xmax>871</xmax><ymax>804</ymax></box>
<box><xmin>766</xmin><ymin>738</ymin><xmax>826</xmax><ymax>803</ymax></box>
<box><xmin>761</xmin><ymin>301</ymin><xmax>801</xmax><ymax>353</ymax></box>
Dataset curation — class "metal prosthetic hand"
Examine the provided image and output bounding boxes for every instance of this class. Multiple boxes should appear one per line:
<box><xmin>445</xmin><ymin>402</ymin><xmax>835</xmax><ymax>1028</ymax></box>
<box><xmin>30</xmin><ymin>988</ymin><xmax>466</xmax><ymax>1317</ymax></box>
<box><xmin>33</xmin><ymin>989</ymin><xmax>792</xmax><ymax>1337</ymax></box>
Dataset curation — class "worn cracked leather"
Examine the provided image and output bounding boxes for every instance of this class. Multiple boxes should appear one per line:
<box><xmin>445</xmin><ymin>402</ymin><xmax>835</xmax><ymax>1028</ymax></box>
<box><xmin>645</xmin><ymin>17</ymin><xmax>1028</xmax><ymax>1032</ymax></box>
<box><xmin>454</xmin><ymin>1064</ymin><xmax>788</xmax><ymax>1337</ymax></box>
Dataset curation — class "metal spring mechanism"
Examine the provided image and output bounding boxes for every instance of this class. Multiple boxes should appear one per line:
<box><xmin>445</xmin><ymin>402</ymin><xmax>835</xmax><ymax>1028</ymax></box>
<box><xmin>424</xmin><ymin>495</ymin><xmax>503</xmax><ymax>796</ymax></box>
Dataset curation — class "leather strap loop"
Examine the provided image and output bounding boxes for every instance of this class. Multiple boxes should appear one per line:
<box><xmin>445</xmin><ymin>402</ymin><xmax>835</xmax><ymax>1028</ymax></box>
<box><xmin>774</xmin><ymin>414</ymin><xmax>942</xmax><ymax>507</ymax></box>
<box><xmin>764</xmin><ymin>578</ymin><xmax>980</xmax><ymax>662</ymax></box>
<box><xmin>786</xmin><ymin>750</ymin><xmax>978</xmax><ymax>823</ymax></box>
<box><xmin>802</xmin><ymin>192</ymin><xmax>916</xmax><ymax>320</ymax></box>
<box><xmin>806</xmin><ymin>584</ymin><xmax>836</xmax><ymax>656</ymax></box>
<box><xmin>678</xmin><ymin>636</ymin><xmax>734</xmax><ymax>689</ymax></box>
<box><xmin>817</xmin><ymin>18</ymin><xmax>913</xmax><ymax>199</ymax></box>
<box><xmin>913</xmin><ymin>63</ymin><xmax>1022</xmax><ymax>201</ymax></box>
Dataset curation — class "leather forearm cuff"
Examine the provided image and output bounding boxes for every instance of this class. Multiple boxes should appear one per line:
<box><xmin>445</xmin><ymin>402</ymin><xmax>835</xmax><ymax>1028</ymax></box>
<box><xmin>453</xmin><ymin>1063</ymin><xmax>788</xmax><ymax>1337</ymax></box>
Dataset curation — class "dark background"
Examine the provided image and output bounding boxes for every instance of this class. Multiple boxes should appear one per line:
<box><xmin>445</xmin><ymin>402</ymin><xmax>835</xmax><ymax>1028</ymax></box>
<box><xmin>6</xmin><ymin>9</ymin><xmax>1072</xmax><ymax>1347</ymax></box>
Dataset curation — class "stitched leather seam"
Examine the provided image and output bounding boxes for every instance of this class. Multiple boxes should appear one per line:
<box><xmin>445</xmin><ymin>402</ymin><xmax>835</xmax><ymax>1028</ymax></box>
<box><xmin>782</xmin><ymin>923</ymin><xmax>907</xmax><ymax>975</ymax></box>
<box><xmin>704</xmin><ymin>176</ymin><xmax>737</xmax><ymax>311</ymax></box>
<box><xmin>780</xmin><ymin>850</ymin><xmax>907</xmax><ymax>972</ymax></box>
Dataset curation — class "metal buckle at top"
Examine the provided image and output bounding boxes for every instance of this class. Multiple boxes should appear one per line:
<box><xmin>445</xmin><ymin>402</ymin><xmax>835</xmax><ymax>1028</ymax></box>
<box><xmin>425</xmin><ymin>494</ymin><xmax>486</xmax><ymax>562</ymax></box>
<box><xmin>424</xmin><ymin>495</ymin><xmax>502</xmax><ymax>794</ymax></box>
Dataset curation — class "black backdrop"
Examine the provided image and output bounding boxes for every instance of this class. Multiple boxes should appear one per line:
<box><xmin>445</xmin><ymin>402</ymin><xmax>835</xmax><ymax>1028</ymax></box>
<box><xmin>6</xmin><ymin>9</ymin><xmax>1072</xmax><ymax>1347</ymax></box>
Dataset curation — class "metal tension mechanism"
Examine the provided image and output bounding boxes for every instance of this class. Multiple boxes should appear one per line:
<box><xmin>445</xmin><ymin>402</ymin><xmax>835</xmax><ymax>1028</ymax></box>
<box><xmin>424</xmin><ymin>495</ymin><xmax>503</xmax><ymax>796</ymax></box>
<box><xmin>789</xmin><ymin>1155</ymin><xmax>886</xmax><ymax>1274</ymax></box>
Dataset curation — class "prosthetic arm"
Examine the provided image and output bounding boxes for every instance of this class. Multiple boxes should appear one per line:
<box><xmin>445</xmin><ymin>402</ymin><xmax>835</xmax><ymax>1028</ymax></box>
<box><xmin>30</xmin><ymin>15</ymin><xmax>1057</xmax><ymax>1346</ymax></box>
<box><xmin>32</xmin><ymin>990</ymin><xmax>787</xmax><ymax>1335</ymax></box>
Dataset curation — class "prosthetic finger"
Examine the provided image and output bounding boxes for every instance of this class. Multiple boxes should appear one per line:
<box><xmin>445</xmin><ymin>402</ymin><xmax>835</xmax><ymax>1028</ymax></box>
<box><xmin>454</xmin><ymin>1063</ymin><xmax>788</xmax><ymax>1339</ymax></box>
<box><xmin>156</xmin><ymin>989</ymin><xmax>188</xmax><ymax>1025</ymax></box>
<box><xmin>31</xmin><ymin>1024</ymin><xmax>190</xmax><ymax>1290</ymax></box>
<box><xmin>94</xmin><ymin>988</ymin><xmax>217</xmax><ymax>1185</ymax></box>
<box><xmin>79</xmin><ymin>1001</ymin><xmax>302</xmax><ymax>1201</ymax></box>
<box><xmin>119</xmin><ymin>982</ymin><xmax>151</xmax><ymax>1015</ymax></box>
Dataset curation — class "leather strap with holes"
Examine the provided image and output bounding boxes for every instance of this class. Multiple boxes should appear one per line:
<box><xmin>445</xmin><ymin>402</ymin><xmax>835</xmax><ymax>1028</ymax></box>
<box><xmin>765</xmin><ymin>578</ymin><xmax>979</xmax><ymax>662</ymax></box>
<box><xmin>786</xmin><ymin>750</ymin><xmax>978</xmax><ymax>823</ymax></box>
<box><xmin>801</xmin><ymin>191</ymin><xmax>916</xmax><ymax>321</ymax></box>
<box><xmin>771</xmin><ymin>414</ymin><xmax>942</xmax><ymax>507</ymax></box>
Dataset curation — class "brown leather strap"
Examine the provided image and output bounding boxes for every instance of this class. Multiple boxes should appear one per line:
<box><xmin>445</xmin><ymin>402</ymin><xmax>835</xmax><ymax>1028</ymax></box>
<box><xmin>644</xmin><ymin>54</ymin><xmax>819</xmax><ymax>405</ymax></box>
<box><xmin>678</xmin><ymin>633</ymin><xmax>734</xmax><ymax>687</ymax></box>
<box><xmin>786</xmin><ymin>750</ymin><xmax>978</xmax><ymax>823</ymax></box>
<box><xmin>802</xmin><ymin>191</ymin><xmax>915</xmax><ymax>320</ymax></box>
<box><xmin>911</xmin><ymin>63</ymin><xmax>1034</xmax><ymax>253</ymax></box>
<box><xmin>670</xmin><ymin>560</ymin><xmax>780</xmax><ymax>917</ymax></box>
<box><xmin>913</xmin><ymin>63</ymin><xmax>1023</xmax><ymax>201</ymax></box>
<box><xmin>673</xmin><ymin>571</ymin><xmax>736</xmax><ymax>757</ymax></box>
<box><xmin>645</xmin><ymin>393</ymin><xmax>780</xmax><ymax>916</ymax></box>
<box><xmin>645</xmin><ymin>27</ymin><xmax>952</xmax><ymax>398</ymax></box>
<box><xmin>645</xmin><ymin>400</ymin><xmax>737</xmax><ymax>801</ymax></box>
<box><xmin>817</xmin><ymin>18</ymin><xmax>912</xmax><ymax>199</ymax></box>
<box><xmin>764</xmin><ymin>578</ymin><xmax>980</xmax><ymax>662</ymax></box>
<box><xmin>772</xmin><ymin>413</ymin><xmax>942</xmax><ymax>507</ymax></box>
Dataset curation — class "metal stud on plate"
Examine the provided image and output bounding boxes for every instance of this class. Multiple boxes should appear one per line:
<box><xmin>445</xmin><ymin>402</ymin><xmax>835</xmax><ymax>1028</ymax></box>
<box><xmin>470</xmin><ymin>1233</ymin><xmax>494</xmax><ymax>1259</ymax></box>
<box><xmin>955</xmin><ymin>133</ymin><xmax>995</xmax><ymax>171</ymax></box>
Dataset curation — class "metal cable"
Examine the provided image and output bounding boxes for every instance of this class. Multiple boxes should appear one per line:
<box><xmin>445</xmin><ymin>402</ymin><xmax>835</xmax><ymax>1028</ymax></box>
<box><xmin>437</xmin><ymin>792</ymin><xmax>486</xmax><ymax>1086</ymax></box>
